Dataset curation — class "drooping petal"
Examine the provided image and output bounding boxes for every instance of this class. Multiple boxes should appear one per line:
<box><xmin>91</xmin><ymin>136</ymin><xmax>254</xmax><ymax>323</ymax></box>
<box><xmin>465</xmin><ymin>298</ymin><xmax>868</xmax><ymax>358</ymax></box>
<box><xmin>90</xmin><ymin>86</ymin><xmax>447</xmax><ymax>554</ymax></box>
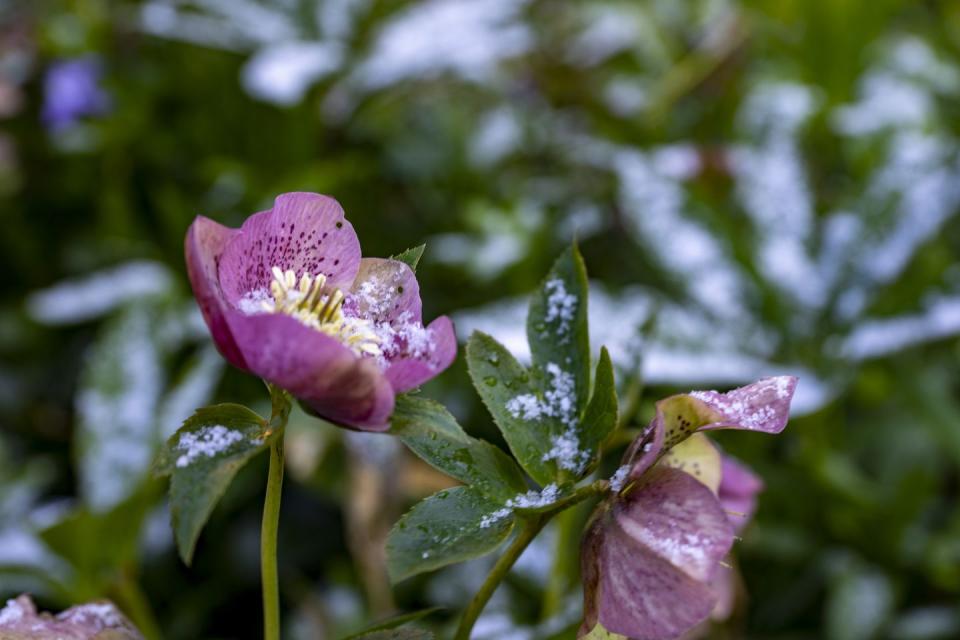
<box><xmin>217</xmin><ymin>193</ymin><xmax>362</xmax><ymax>306</ymax></box>
<box><xmin>718</xmin><ymin>455</ymin><xmax>764</xmax><ymax>532</ymax></box>
<box><xmin>582</xmin><ymin>467</ymin><xmax>735</xmax><ymax>640</ymax></box>
<box><xmin>185</xmin><ymin>215</ymin><xmax>246</xmax><ymax>369</ymax></box>
<box><xmin>384</xmin><ymin>316</ymin><xmax>458</xmax><ymax>392</ymax></box>
<box><xmin>622</xmin><ymin>413</ymin><xmax>665</xmax><ymax>483</ymax></box>
<box><xmin>225</xmin><ymin>309</ymin><xmax>394</xmax><ymax>430</ymax></box>
<box><xmin>690</xmin><ymin>376</ymin><xmax>797</xmax><ymax>434</ymax></box>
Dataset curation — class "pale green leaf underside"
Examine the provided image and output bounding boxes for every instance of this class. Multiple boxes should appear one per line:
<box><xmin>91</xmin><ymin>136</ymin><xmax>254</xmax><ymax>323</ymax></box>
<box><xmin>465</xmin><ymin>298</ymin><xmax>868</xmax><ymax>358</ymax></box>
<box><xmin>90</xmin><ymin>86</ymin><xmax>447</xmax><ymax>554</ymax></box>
<box><xmin>386</xmin><ymin>486</ymin><xmax>514</xmax><ymax>582</ymax></box>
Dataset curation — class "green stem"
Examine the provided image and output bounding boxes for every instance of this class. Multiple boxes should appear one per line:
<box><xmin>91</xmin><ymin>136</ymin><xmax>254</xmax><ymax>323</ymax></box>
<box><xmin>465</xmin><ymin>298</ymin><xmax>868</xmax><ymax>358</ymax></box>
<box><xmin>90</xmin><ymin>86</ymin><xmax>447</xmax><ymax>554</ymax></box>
<box><xmin>455</xmin><ymin>480</ymin><xmax>609</xmax><ymax>639</ymax></box>
<box><xmin>262</xmin><ymin>435</ymin><xmax>285</xmax><ymax>640</ymax></box>
<box><xmin>454</xmin><ymin>516</ymin><xmax>547</xmax><ymax>640</ymax></box>
<box><xmin>112</xmin><ymin>570</ymin><xmax>162</xmax><ymax>640</ymax></box>
<box><xmin>541</xmin><ymin>507</ymin><xmax>578</xmax><ymax>620</ymax></box>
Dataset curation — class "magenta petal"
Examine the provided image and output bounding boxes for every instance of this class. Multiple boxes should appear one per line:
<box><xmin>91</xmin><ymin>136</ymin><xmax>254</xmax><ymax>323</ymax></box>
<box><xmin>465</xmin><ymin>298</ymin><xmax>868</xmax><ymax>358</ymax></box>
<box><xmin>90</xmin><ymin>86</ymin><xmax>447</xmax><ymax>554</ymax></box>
<box><xmin>225</xmin><ymin>309</ymin><xmax>394</xmax><ymax>430</ymax></box>
<box><xmin>185</xmin><ymin>216</ymin><xmax>246</xmax><ymax>369</ymax></box>
<box><xmin>584</xmin><ymin>467</ymin><xmax>735</xmax><ymax>640</ymax></box>
<box><xmin>692</xmin><ymin>376</ymin><xmax>797</xmax><ymax>434</ymax></box>
<box><xmin>718</xmin><ymin>455</ymin><xmax>764</xmax><ymax>532</ymax></box>
<box><xmin>624</xmin><ymin>418</ymin><xmax>665</xmax><ymax>483</ymax></box>
<box><xmin>384</xmin><ymin>316</ymin><xmax>457</xmax><ymax>392</ymax></box>
<box><xmin>217</xmin><ymin>193</ymin><xmax>362</xmax><ymax>306</ymax></box>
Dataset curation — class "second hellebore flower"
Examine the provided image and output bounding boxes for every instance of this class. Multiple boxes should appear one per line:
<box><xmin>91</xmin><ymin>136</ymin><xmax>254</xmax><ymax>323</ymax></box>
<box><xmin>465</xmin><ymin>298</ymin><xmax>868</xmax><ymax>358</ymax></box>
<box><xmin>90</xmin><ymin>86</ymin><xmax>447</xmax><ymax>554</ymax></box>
<box><xmin>185</xmin><ymin>192</ymin><xmax>456</xmax><ymax>430</ymax></box>
<box><xmin>581</xmin><ymin>376</ymin><xmax>797</xmax><ymax>640</ymax></box>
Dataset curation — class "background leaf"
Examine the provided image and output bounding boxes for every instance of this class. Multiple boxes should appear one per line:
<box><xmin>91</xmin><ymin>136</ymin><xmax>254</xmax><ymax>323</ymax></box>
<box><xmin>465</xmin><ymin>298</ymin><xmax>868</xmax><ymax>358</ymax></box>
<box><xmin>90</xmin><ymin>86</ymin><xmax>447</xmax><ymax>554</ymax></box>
<box><xmin>75</xmin><ymin>305</ymin><xmax>164</xmax><ymax>512</ymax></box>
<box><xmin>390</xmin><ymin>394</ymin><xmax>527</xmax><ymax>502</ymax></box>
<box><xmin>342</xmin><ymin>608</ymin><xmax>442</xmax><ymax>640</ymax></box>
<box><xmin>386</xmin><ymin>486</ymin><xmax>515</xmax><ymax>582</ymax></box>
<box><xmin>156</xmin><ymin>404</ymin><xmax>271</xmax><ymax>564</ymax></box>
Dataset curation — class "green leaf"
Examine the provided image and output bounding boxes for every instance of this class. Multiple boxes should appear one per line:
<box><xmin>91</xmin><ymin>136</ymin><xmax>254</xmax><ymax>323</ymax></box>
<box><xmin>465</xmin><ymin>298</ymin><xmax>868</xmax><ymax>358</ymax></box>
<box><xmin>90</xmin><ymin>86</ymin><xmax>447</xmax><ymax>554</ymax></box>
<box><xmin>390</xmin><ymin>395</ymin><xmax>527</xmax><ymax>502</ymax></box>
<box><xmin>155</xmin><ymin>404</ymin><xmax>271</xmax><ymax>564</ymax></box>
<box><xmin>342</xmin><ymin>608</ymin><xmax>442</xmax><ymax>640</ymax></box>
<box><xmin>75</xmin><ymin>305</ymin><xmax>165</xmax><ymax>512</ymax></box>
<box><xmin>386</xmin><ymin>486</ymin><xmax>515</xmax><ymax>582</ymax></box>
<box><xmin>391</xmin><ymin>244</ymin><xmax>426</xmax><ymax>272</ymax></box>
<box><xmin>466</xmin><ymin>331</ymin><xmax>556</xmax><ymax>485</ymax></box>
<box><xmin>579</xmin><ymin>347</ymin><xmax>618</xmax><ymax>471</ymax></box>
<box><xmin>527</xmin><ymin>244</ymin><xmax>591</xmax><ymax>411</ymax></box>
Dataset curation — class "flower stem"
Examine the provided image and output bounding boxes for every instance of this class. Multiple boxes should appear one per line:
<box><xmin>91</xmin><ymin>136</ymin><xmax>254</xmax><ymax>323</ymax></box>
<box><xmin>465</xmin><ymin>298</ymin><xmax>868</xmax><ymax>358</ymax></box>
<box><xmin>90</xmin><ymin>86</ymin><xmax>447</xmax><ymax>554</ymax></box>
<box><xmin>261</xmin><ymin>433</ymin><xmax>285</xmax><ymax>640</ymax></box>
<box><xmin>454</xmin><ymin>515</ymin><xmax>547</xmax><ymax>640</ymax></box>
<box><xmin>454</xmin><ymin>480</ymin><xmax>609</xmax><ymax>639</ymax></box>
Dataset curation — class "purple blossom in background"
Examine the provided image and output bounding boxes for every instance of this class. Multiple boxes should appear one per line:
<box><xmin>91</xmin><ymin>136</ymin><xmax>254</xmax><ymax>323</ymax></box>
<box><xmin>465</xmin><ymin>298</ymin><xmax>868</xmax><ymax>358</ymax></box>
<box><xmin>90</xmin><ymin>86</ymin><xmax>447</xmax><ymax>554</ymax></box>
<box><xmin>41</xmin><ymin>57</ymin><xmax>110</xmax><ymax>131</ymax></box>
<box><xmin>0</xmin><ymin>595</ymin><xmax>143</xmax><ymax>639</ymax></box>
<box><xmin>580</xmin><ymin>377</ymin><xmax>797</xmax><ymax>640</ymax></box>
<box><xmin>185</xmin><ymin>192</ymin><xmax>457</xmax><ymax>430</ymax></box>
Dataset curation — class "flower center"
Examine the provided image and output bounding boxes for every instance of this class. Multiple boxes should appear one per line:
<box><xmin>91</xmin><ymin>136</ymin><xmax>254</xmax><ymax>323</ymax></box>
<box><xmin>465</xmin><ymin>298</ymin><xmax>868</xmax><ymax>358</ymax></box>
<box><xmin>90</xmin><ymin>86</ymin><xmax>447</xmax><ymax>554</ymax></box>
<box><xmin>243</xmin><ymin>266</ymin><xmax>382</xmax><ymax>359</ymax></box>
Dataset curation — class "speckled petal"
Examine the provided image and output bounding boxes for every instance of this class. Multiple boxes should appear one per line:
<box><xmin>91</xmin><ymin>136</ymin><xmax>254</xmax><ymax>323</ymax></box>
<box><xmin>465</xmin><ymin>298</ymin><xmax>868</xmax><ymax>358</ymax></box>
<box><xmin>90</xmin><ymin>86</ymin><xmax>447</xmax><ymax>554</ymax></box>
<box><xmin>217</xmin><ymin>193</ymin><xmax>361</xmax><ymax>306</ymax></box>
<box><xmin>225</xmin><ymin>309</ymin><xmax>394</xmax><ymax>430</ymax></box>
<box><xmin>690</xmin><ymin>376</ymin><xmax>797</xmax><ymax>434</ymax></box>
<box><xmin>718</xmin><ymin>455</ymin><xmax>764</xmax><ymax>532</ymax></box>
<box><xmin>622</xmin><ymin>417</ymin><xmax>664</xmax><ymax>483</ymax></box>
<box><xmin>384</xmin><ymin>315</ymin><xmax>457</xmax><ymax>392</ymax></box>
<box><xmin>348</xmin><ymin>257</ymin><xmax>423</xmax><ymax>324</ymax></box>
<box><xmin>583</xmin><ymin>467</ymin><xmax>735</xmax><ymax>640</ymax></box>
<box><xmin>185</xmin><ymin>215</ymin><xmax>246</xmax><ymax>369</ymax></box>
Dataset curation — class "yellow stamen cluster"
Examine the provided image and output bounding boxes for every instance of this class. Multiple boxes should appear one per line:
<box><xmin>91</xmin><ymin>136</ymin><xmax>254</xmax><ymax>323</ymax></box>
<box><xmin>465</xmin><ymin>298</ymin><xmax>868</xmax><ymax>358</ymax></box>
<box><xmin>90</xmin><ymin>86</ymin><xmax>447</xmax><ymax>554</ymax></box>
<box><xmin>266</xmin><ymin>266</ymin><xmax>382</xmax><ymax>358</ymax></box>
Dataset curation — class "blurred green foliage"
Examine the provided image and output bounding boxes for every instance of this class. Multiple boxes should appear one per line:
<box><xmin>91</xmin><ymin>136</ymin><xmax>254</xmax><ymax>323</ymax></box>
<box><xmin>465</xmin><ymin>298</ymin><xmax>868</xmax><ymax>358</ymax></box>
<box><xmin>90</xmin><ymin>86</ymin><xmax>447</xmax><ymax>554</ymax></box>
<box><xmin>1</xmin><ymin>0</ymin><xmax>960</xmax><ymax>638</ymax></box>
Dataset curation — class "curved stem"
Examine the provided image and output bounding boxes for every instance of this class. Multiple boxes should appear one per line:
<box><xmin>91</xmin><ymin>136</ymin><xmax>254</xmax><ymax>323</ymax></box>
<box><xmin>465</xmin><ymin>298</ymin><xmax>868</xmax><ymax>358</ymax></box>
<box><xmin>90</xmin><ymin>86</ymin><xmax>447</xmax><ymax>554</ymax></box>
<box><xmin>454</xmin><ymin>516</ymin><xmax>547</xmax><ymax>640</ymax></box>
<box><xmin>261</xmin><ymin>431</ymin><xmax>285</xmax><ymax>640</ymax></box>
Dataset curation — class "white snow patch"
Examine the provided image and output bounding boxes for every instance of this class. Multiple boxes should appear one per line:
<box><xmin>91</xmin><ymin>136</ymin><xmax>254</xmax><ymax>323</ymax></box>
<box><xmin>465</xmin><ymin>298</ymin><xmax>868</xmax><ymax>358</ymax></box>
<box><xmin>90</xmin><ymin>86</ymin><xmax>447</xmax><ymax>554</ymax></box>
<box><xmin>175</xmin><ymin>425</ymin><xmax>247</xmax><ymax>468</ymax></box>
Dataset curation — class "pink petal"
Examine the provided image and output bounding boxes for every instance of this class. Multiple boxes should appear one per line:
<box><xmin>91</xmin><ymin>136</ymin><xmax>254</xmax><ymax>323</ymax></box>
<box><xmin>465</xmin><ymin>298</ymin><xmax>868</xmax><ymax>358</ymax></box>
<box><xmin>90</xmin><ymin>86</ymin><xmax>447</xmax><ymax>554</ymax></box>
<box><xmin>225</xmin><ymin>309</ymin><xmax>394</xmax><ymax>430</ymax></box>
<box><xmin>691</xmin><ymin>376</ymin><xmax>797</xmax><ymax>434</ymax></box>
<box><xmin>718</xmin><ymin>455</ymin><xmax>764</xmax><ymax>532</ymax></box>
<box><xmin>384</xmin><ymin>316</ymin><xmax>458</xmax><ymax>393</ymax></box>
<box><xmin>583</xmin><ymin>467</ymin><xmax>735</xmax><ymax>640</ymax></box>
<box><xmin>217</xmin><ymin>193</ymin><xmax>361</xmax><ymax>306</ymax></box>
<box><xmin>348</xmin><ymin>258</ymin><xmax>423</xmax><ymax>324</ymax></box>
<box><xmin>185</xmin><ymin>215</ymin><xmax>246</xmax><ymax>369</ymax></box>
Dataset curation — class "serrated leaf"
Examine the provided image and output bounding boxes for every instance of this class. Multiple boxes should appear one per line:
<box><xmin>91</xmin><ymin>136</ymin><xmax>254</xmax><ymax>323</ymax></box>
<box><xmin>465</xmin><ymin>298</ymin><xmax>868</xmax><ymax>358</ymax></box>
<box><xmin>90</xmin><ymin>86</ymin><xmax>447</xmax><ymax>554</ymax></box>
<box><xmin>527</xmin><ymin>244</ymin><xmax>591</xmax><ymax>411</ymax></box>
<box><xmin>387</xmin><ymin>486</ymin><xmax>515</xmax><ymax>582</ymax></box>
<box><xmin>156</xmin><ymin>404</ymin><xmax>271</xmax><ymax>564</ymax></box>
<box><xmin>579</xmin><ymin>347</ymin><xmax>618</xmax><ymax>473</ymax></box>
<box><xmin>391</xmin><ymin>244</ymin><xmax>426</xmax><ymax>272</ymax></box>
<box><xmin>75</xmin><ymin>305</ymin><xmax>165</xmax><ymax>512</ymax></box>
<box><xmin>466</xmin><ymin>332</ymin><xmax>557</xmax><ymax>485</ymax></box>
<box><xmin>390</xmin><ymin>395</ymin><xmax>527</xmax><ymax>502</ymax></box>
<box><xmin>342</xmin><ymin>608</ymin><xmax>442</xmax><ymax>640</ymax></box>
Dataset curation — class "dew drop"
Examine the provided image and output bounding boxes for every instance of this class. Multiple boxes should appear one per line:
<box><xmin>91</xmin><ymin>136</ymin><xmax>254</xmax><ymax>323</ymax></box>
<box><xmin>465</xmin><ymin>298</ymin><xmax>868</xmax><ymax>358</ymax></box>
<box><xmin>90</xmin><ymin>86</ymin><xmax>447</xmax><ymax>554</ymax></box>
<box><xmin>484</xmin><ymin>376</ymin><xmax>498</xmax><ymax>387</ymax></box>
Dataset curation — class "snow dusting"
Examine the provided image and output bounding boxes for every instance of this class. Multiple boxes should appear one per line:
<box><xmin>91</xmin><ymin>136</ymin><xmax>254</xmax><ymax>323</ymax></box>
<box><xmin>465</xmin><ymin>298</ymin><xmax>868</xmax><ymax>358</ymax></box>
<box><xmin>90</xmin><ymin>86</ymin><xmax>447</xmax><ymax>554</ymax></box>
<box><xmin>175</xmin><ymin>425</ymin><xmax>248</xmax><ymax>468</ymax></box>
<box><xmin>543</xmin><ymin>278</ymin><xmax>577</xmax><ymax>340</ymax></box>
<box><xmin>479</xmin><ymin>483</ymin><xmax>562</xmax><ymax>529</ymax></box>
<box><xmin>609</xmin><ymin>465</ymin><xmax>630</xmax><ymax>492</ymax></box>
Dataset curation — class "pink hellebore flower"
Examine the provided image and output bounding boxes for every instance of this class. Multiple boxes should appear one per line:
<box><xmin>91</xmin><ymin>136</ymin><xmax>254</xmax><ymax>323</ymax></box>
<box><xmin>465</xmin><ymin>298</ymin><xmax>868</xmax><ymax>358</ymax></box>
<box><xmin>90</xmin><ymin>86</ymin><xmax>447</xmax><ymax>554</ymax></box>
<box><xmin>185</xmin><ymin>192</ymin><xmax>456</xmax><ymax>430</ymax></box>
<box><xmin>580</xmin><ymin>376</ymin><xmax>797</xmax><ymax>640</ymax></box>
